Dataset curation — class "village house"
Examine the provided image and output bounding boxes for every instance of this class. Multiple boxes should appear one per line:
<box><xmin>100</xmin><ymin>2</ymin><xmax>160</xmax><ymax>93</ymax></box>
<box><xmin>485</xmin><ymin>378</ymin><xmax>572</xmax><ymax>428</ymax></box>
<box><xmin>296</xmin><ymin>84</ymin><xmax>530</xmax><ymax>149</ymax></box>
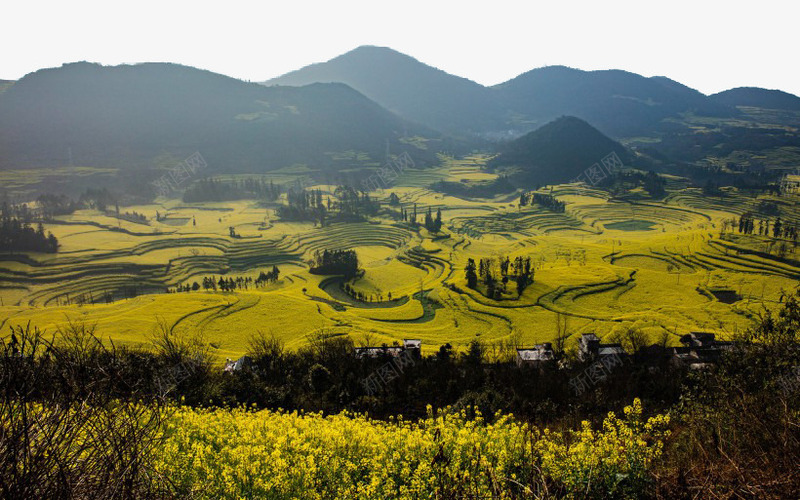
<box><xmin>671</xmin><ymin>332</ymin><xmax>734</xmax><ymax>369</ymax></box>
<box><xmin>631</xmin><ymin>332</ymin><xmax>736</xmax><ymax>369</ymax></box>
<box><xmin>355</xmin><ymin>339</ymin><xmax>421</xmax><ymax>359</ymax></box>
<box><xmin>403</xmin><ymin>339</ymin><xmax>423</xmax><ymax>359</ymax></box>
<box><xmin>578</xmin><ymin>333</ymin><xmax>626</xmax><ymax>362</ymax></box>
<box><xmin>224</xmin><ymin>355</ymin><xmax>253</xmax><ymax>373</ymax></box>
<box><xmin>516</xmin><ymin>343</ymin><xmax>555</xmax><ymax>366</ymax></box>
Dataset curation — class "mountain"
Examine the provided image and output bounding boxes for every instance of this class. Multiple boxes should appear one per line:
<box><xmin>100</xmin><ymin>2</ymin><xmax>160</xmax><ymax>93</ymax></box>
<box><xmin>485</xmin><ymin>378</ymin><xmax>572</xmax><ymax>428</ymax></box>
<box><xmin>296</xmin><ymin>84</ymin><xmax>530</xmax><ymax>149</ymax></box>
<box><xmin>493</xmin><ymin>66</ymin><xmax>734</xmax><ymax>137</ymax></box>
<box><xmin>0</xmin><ymin>62</ymin><xmax>443</xmax><ymax>176</ymax></box>
<box><xmin>710</xmin><ymin>87</ymin><xmax>800</xmax><ymax>111</ymax></box>
<box><xmin>265</xmin><ymin>48</ymin><xmax>751</xmax><ymax>139</ymax></box>
<box><xmin>489</xmin><ymin>116</ymin><xmax>632</xmax><ymax>186</ymax></box>
<box><xmin>265</xmin><ymin>46</ymin><xmax>507</xmax><ymax>137</ymax></box>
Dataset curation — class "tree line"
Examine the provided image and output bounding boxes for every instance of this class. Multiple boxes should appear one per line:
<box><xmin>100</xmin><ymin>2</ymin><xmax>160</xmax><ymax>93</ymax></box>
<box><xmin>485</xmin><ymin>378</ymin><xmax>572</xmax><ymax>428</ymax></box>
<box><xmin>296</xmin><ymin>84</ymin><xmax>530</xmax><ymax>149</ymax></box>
<box><xmin>0</xmin><ymin>218</ymin><xmax>58</xmax><ymax>254</ymax></box>
<box><xmin>429</xmin><ymin>175</ymin><xmax>514</xmax><ymax>199</ymax></box>
<box><xmin>736</xmin><ymin>213</ymin><xmax>799</xmax><ymax>241</ymax></box>
<box><xmin>276</xmin><ymin>185</ymin><xmax>379</xmax><ymax>225</ymax></box>
<box><xmin>397</xmin><ymin>203</ymin><xmax>443</xmax><ymax>232</ymax></box>
<box><xmin>8</xmin><ymin>188</ymin><xmax>150</xmax><ymax>224</ymax></box>
<box><xmin>4</xmin><ymin>188</ymin><xmax>115</xmax><ymax>222</ymax></box>
<box><xmin>183</xmin><ymin>177</ymin><xmax>282</xmax><ymax>203</ymax></box>
<box><xmin>520</xmin><ymin>192</ymin><xmax>566</xmax><ymax>213</ymax></box>
<box><xmin>168</xmin><ymin>266</ymin><xmax>281</xmax><ymax>294</ymax></box>
<box><xmin>342</xmin><ymin>282</ymin><xmax>394</xmax><ymax>303</ymax></box>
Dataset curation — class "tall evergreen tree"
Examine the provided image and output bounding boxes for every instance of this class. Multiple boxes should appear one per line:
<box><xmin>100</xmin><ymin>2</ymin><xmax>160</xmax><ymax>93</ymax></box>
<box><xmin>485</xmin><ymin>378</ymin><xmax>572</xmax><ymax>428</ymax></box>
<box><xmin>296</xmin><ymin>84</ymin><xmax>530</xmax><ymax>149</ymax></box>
<box><xmin>465</xmin><ymin>258</ymin><xmax>478</xmax><ymax>289</ymax></box>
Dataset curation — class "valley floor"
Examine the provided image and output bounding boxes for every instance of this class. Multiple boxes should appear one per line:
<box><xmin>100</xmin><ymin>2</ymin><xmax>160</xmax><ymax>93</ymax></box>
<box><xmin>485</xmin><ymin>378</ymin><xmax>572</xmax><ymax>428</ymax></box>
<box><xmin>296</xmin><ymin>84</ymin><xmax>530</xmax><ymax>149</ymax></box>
<box><xmin>2</xmin><ymin>158</ymin><xmax>798</xmax><ymax>358</ymax></box>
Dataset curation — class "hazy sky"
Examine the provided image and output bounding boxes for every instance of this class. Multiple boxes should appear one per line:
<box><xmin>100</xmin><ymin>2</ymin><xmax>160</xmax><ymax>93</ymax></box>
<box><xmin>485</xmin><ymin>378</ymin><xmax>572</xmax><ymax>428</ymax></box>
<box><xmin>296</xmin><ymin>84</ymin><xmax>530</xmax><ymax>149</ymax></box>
<box><xmin>3</xmin><ymin>0</ymin><xmax>797</xmax><ymax>95</ymax></box>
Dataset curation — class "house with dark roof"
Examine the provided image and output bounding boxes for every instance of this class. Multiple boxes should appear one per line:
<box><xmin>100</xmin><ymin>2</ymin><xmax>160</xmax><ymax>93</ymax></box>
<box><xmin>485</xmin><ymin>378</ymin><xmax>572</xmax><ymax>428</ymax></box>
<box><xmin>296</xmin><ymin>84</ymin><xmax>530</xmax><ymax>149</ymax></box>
<box><xmin>516</xmin><ymin>343</ymin><xmax>555</xmax><ymax>366</ymax></box>
<box><xmin>355</xmin><ymin>340</ymin><xmax>422</xmax><ymax>359</ymax></box>
<box><xmin>578</xmin><ymin>333</ymin><xmax>626</xmax><ymax>362</ymax></box>
<box><xmin>672</xmin><ymin>332</ymin><xmax>733</xmax><ymax>369</ymax></box>
<box><xmin>224</xmin><ymin>355</ymin><xmax>253</xmax><ymax>373</ymax></box>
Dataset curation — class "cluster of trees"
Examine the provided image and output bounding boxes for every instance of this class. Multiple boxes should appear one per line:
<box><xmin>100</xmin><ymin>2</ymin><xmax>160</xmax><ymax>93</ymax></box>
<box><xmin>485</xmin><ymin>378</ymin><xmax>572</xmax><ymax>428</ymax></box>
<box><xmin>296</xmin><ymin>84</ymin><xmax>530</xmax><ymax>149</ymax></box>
<box><xmin>591</xmin><ymin>171</ymin><xmax>666</xmax><ymax>198</ymax></box>
<box><xmin>397</xmin><ymin>203</ymin><xmax>442</xmax><ymax>232</ymax></box>
<box><xmin>183</xmin><ymin>177</ymin><xmax>282</xmax><ymax>203</ymax></box>
<box><xmin>113</xmin><ymin>208</ymin><xmax>147</xmax><ymax>223</ymax></box>
<box><xmin>736</xmin><ymin>214</ymin><xmax>799</xmax><ymax>241</ymax></box>
<box><xmin>423</xmin><ymin>207</ymin><xmax>443</xmax><ymax>232</ymax></box>
<box><xmin>78</xmin><ymin>188</ymin><xmax>116</xmax><ymax>211</ymax></box>
<box><xmin>7</xmin><ymin>187</ymin><xmax>157</xmax><ymax>226</ymax></box>
<box><xmin>170</xmin><ymin>282</ymin><xmax>200</xmax><ymax>293</ymax></box>
<box><xmin>255</xmin><ymin>266</ymin><xmax>281</xmax><ymax>286</ymax></box>
<box><xmin>465</xmin><ymin>255</ymin><xmax>534</xmax><ymax>299</ymax></box>
<box><xmin>641</xmin><ymin>171</ymin><xmax>667</xmax><ymax>197</ymax></box>
<box><xmin>168</xmin><ymin>267</ymin><xmax>282</xmax><ymax>294</ymax></box>
<box><xmin>310</xmin><ymin>249</ymin><xmax>359</xmax><ymax>278</ymax></box>
<box><xmin>332</xmin><ymin>185</ymin><xmax>379</xmax><ymax>219</ymax></box>
<box><xmin>0</xmin><ymin>202</ymin><xmax>37</xmax><ymax>223</ymax></box>
<box><xmin>342</xmin><ymin>282</ymin><xmax>393</xmax><ymax>303</ymax></box>
<box><xmin>3</xmin><ymin>198</ymin><xmax>75</xmax><ymax>225</ymax></box>
<box><xmin>429</xmin><ymin>176</ymin><xmax>514</xmax><ymax>199</ymax></box>
<box><xmin>275</xmin><ymin>187</ymin><xmax>327</xmax><ymax>224</ymax></box>
<box><xmin>36</xmin><ymin>194</ymin><xmax>78</xmax><ymax>218</ymax></box>
<box><xmin>170</xmin><ymin>276</ymin><xmax>249</xmax><ymax>293</ymax></box>
<box><xmin>525</xmin><ymin>192</ymin><xmax>566</xmax><ymax>213</ymax></box>
<box><xmin>203</xmin><ymin>276</ymin><xmax>251</xmax><ymax>292</ymax></box>
<box><xmin>0</xmin><ymin>218</ymin><xmax>58</xmax><ymax>253</ymax></box>
<box><xmin>276</xmin><ymin>185</ymin><xmax>379</xmax><ymax>225</ymax></box>
<box><xmin>399</xmin><ymin>203</ymin><xmax>418</xmax><ymax>225</ymax></box>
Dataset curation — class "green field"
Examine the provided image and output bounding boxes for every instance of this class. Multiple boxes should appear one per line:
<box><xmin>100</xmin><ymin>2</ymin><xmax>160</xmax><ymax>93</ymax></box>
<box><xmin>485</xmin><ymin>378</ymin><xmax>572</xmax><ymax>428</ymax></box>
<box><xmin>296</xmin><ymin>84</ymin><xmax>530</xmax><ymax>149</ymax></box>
<box><xmin>2</xmin><ymin>156</ymin><xmax>799</xmax><ymax>359</ymax></box>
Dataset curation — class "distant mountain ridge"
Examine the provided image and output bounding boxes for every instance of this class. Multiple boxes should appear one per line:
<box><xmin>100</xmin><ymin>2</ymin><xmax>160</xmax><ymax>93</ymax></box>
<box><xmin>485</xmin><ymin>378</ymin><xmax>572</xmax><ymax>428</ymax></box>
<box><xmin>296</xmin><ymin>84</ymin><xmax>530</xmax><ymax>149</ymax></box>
<box><xmin>0</xmin><ymin>61</ymin><xmax>444</xmax><ymax>176</ymax></box>
<box><xmin>3</xmin><ymin>50</ymin><xmax>799</xmax><ymax>195</ymax></box>
<box><xmin>493</xmin><ymin>66</ymin><xmax>733</xmax><ymax>137</ymax></box>
<box><xmin>266</xmin><ymin>46</ymin><xmax>798</xmax><ymax>139</ymax></box>
<box><xmin>710</xmin><ymin>87</ymin><xmax>800</xmax><ymax>111</ymax></box>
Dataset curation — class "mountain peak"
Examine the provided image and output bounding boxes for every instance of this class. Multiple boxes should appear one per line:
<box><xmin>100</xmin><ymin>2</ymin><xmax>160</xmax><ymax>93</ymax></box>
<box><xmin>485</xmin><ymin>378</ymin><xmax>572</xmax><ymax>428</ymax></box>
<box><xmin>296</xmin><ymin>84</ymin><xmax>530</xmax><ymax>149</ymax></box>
<box><xmin>489</xmin><ymin>115</ymin><xmax>631</xmax><ymax>185</ymax></box>
<box><xmin>265</xmin><ymin>46</ymin><xmax>503</xmax><ymax>136</ymax></box>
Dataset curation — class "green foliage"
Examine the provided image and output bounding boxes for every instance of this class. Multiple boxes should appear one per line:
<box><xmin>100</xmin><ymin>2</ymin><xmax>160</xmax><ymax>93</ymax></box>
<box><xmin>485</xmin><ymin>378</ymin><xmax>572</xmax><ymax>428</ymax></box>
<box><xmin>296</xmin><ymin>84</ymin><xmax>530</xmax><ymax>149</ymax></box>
<box><xmin>0</xmin><ymin>218</ymin><xmax>58</xmax><ymax>253</ymax></box>
<box><xmin>310</xmin><ymin>249</ymin><xmax>360</xmax><ymax>279</ymax></box>
<box><xmin>662</xmin><ymin>291</ymin><xmax>800</xmax><ymax>498</ymax></box>
<box><xmin>184</xmin><ymin>177</ymin><xmax>281</xmax><ymax>203</ymax></box>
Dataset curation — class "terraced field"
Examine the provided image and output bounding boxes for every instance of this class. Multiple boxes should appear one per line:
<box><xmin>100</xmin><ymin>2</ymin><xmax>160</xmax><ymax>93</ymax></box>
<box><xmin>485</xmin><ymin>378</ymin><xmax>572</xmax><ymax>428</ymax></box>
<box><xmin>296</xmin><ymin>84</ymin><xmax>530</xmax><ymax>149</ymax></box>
<box><xmin>2</xmin><ymin>159</ymin><xmax>798</xmax><ymax>358</ymax></box>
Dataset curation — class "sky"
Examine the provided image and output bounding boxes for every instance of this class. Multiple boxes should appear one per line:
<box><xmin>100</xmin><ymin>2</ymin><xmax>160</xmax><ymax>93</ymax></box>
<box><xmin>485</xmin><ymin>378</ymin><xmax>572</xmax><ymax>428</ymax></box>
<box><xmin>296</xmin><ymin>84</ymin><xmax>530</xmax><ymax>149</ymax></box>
<box><xmin>2</xmin><ymin>0</ymin><xmax>797</xmax><ymax>96</ymax></box>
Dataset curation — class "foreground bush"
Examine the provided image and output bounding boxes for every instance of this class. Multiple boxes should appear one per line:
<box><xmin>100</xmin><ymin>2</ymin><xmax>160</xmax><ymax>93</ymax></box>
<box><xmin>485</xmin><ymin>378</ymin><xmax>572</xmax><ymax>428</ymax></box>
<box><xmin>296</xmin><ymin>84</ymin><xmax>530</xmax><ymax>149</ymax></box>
<box><xmin>155</xmin><ymin>399</ymin><xmax>668</xmax><ymax>499</ymax></box>
<box><xmin>0</xmin><ymin>322</ymin><xmax>169</xmax><ymax>499</ymax></box>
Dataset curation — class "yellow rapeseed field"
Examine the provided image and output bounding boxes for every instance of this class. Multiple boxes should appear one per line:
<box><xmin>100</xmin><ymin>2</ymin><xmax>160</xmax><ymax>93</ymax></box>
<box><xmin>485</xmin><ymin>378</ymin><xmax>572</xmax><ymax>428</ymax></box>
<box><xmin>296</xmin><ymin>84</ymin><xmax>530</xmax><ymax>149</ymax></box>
<box><xmin>2</xmin><ymin>156</ymin><xmax>799</xmax><ymax>357</ymax></box>
<box><xmin>155</xmin><ymin>399</ymin><xmax>669</xmax><ymax>499</ymax></box>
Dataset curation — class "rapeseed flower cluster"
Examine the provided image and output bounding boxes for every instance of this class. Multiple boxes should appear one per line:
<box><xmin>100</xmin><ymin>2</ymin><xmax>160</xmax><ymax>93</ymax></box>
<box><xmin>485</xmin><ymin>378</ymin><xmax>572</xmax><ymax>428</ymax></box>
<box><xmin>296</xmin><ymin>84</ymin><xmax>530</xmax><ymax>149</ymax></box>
<box><xmin>534</xmin><ymin>398</ymin><xmax>670</xmax><ymax>498</ymax></box>
<box><xmin>154</xmin><ymin>399</ymin><xmax>668</xmax><ymax>499</ymax></box>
